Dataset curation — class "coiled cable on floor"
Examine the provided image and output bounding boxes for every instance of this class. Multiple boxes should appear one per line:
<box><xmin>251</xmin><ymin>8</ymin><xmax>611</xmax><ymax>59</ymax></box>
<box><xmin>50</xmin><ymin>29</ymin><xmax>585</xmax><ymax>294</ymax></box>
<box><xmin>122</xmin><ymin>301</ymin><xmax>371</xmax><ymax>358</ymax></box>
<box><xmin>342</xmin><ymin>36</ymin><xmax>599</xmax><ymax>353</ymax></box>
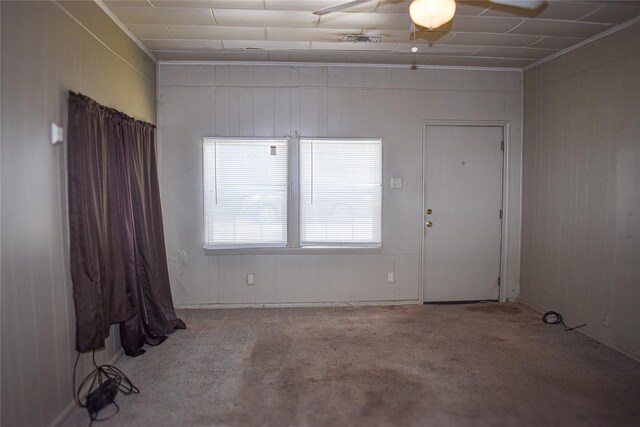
<box><xmin>73</xmin><ymin>350</ymin><xmax>139</xmax><ymax>426</ymax></box>
<box><xmin>542</xmin><ymin>311</ymin><xmax>587</xmax><ymax>331</ymax></box>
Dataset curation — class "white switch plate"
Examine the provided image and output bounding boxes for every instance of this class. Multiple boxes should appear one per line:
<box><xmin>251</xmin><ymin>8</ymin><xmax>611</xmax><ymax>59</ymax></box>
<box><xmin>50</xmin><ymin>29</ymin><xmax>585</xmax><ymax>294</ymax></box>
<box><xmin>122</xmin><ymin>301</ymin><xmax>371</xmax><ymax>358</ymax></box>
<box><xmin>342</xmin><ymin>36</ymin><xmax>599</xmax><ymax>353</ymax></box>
<box><xmin>51</xmin><ymin>122</ymin><xmax>64</xmax><ymax>145</ymax></box>
<box><xmin>387</xmin><ymin>272</ymin><xmax>395</xmax><ymax>283</ymax></box>
<box><xmin>247</xmin><ymin>273</ymin><xmax>255</xmax><ymax>285</ymax></box>
<box><xmin>391</xmin><ymin>177</ymin><xmax>403</xmax><ymax>189</ymax></box>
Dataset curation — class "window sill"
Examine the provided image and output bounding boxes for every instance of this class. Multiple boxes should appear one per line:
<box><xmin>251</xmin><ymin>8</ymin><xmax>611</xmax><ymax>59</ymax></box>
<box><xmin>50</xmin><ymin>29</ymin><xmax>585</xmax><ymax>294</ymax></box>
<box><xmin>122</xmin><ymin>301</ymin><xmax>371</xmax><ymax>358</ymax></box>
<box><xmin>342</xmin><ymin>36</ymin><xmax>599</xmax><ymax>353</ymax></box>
<box><xmin>203</xmin><ymin>246</ymin><xmax>383</xmax><ymax>256</ymax></box>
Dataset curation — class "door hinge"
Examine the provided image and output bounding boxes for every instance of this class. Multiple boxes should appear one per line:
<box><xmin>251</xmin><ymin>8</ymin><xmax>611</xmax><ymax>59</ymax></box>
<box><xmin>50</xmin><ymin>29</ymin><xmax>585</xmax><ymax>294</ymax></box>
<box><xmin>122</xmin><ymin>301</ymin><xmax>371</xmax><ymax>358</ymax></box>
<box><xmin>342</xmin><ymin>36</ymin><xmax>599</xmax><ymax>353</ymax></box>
<box><xmin>499</xmin><ymin>209</ymin><xmax>503</xmax><ymax>219</ymax></box>
<box><xmin>500</xmin><ymin>140</ymin><xmax>504</xmax><ymax>151</ymax></box>
<box><xmin>497</xmin><ymin>277</ymin><xmax>501</xmax><ymax>287</ymax></box>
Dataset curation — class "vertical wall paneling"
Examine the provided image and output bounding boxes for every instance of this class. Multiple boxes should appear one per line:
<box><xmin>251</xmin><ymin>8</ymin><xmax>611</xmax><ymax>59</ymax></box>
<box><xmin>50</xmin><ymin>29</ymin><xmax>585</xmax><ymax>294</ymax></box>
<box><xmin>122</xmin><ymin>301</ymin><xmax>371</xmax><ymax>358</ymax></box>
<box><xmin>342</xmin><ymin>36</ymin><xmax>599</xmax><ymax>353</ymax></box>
<box><xmin>521</xmin><ymin>22</ymin><xmax>640</xmax><ymax>359</ymax></box>
<box><xmin>157</xmin><ymin>64</ymin><xmax>523</xmax><ymax>308</ymax></box>
<box><xmin>1</xmin><ymin>1</ymin><xmax>157</xmax><ymax>426</ymax></box>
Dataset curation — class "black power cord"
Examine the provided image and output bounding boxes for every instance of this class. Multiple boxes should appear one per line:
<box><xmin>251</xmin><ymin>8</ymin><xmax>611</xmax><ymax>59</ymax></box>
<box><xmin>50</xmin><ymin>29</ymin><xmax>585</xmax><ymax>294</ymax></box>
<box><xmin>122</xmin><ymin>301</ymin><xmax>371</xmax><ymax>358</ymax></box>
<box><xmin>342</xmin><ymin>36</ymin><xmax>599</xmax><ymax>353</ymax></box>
<box><xmin>542</xmin><ymin>311</ymin><xmax>587</xmax><ymax>331</ymax></box>
<box><xmin>73</xmin><ymin>350</ymin><xmax>139</xmax><ymax>426</ymax></box>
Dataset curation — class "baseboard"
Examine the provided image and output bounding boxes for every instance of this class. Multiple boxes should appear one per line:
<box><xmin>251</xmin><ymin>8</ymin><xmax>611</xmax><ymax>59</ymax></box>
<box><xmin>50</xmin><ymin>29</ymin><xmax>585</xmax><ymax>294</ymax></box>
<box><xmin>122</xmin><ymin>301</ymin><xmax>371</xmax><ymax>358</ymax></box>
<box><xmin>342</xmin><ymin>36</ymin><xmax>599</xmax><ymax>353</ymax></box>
<box><xmin>176</xmin><ymin>299</ymin><xmax>421</xmax><ymax>309</ymax></box>
<box><xmin>50</xmin><ymin>347</ymin><xmax>125</xmax><ymax>427</ymax></box>
<box><xmin>517</xmin><ymin>299</ymin><xmax>640</xmax><ymax>363</ymax></box>
<box><xmin>423</xmin><ymin>299</ymin><xmax>498</xmax><ymax>305</ymax></box>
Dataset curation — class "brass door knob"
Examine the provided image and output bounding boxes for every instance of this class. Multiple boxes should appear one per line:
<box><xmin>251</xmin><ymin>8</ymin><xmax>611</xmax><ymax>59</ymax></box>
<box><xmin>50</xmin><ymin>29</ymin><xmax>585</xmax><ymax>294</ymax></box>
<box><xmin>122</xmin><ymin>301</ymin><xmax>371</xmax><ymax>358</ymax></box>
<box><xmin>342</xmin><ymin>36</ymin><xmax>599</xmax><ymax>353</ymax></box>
<box><xmin>425</xmin><ymin>221</ymin><xmax>433</xmax><ymax>228</ymax></box>
<box><xmin>426</xmin><ymin>208</ymin><xmax>433</xmax><ymax>215</ymax></box>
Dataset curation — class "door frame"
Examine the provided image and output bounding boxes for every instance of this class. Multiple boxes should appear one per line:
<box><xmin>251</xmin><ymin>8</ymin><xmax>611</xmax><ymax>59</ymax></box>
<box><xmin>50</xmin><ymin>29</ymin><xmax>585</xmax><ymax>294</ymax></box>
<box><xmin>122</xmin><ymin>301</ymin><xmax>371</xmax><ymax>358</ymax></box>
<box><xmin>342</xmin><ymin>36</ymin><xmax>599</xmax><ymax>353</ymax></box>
<box><xmin>420</xmin><ymin>120</ymin><xmax>511</xmax><ymax>303</ymax></box>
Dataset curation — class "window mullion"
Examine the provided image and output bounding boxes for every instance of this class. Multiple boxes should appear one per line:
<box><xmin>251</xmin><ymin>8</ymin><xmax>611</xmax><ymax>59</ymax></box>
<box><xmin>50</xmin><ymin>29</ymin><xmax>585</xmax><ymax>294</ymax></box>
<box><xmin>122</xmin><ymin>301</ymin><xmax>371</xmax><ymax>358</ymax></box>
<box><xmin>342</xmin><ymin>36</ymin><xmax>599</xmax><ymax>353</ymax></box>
<box><xmin>289</xmin><ymin>135</ymin><xmax>300</xmax><ymax>248</ymax></box>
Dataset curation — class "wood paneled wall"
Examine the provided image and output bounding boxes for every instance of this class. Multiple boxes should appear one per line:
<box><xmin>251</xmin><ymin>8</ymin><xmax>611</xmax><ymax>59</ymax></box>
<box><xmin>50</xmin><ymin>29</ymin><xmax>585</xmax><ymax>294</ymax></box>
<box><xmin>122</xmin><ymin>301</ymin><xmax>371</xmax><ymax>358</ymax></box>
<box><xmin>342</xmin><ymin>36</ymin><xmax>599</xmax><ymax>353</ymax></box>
<box><xmin>521</xmin><ymin>22</ymin><xmax>640</xmax><ymax>359</ymax></box>
<box><xmin>157</xmin><ymin>64</ymin><xmax>523</xmax><ymax>307</ymax></box>
<box><xmin>1</xmin><ymin>1</ymin><xmax>156</xmax><ymax>426</ymax></box>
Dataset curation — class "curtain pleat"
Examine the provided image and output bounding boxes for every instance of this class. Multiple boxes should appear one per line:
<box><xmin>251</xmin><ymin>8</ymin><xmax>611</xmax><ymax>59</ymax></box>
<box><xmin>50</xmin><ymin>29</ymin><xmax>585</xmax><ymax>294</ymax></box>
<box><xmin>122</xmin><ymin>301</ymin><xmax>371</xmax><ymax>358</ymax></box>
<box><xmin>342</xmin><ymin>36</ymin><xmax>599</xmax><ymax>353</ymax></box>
<box><xmin>68</xmin><ymin>92</ymin><xmax>185</xmax><ymax>356</ymax></box>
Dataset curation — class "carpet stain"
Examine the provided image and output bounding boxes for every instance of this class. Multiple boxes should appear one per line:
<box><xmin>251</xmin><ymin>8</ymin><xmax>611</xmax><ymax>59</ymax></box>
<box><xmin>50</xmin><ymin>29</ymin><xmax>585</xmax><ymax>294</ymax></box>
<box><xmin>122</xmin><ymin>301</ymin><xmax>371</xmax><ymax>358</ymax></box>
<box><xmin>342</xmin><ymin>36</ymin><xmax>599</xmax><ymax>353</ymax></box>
<box><xmin>465</xmin><ymin>304</ymin><xmax>522</xmax><ymax>314</ymax></box>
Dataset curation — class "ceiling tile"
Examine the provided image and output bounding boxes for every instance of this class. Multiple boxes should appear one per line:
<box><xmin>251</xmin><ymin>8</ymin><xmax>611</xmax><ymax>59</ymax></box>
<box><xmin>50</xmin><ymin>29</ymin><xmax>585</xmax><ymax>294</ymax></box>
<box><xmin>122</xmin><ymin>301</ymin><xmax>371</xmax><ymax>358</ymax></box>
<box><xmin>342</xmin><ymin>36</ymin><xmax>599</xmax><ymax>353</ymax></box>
<box><xmin>318</xmin><ymin>12</ymin><xmax>409</xmax><ymax>30</ymax></box>
<box><xmin>473</xmin><ymin>46</ymin><xmax>557</xmax><ymax>60</ymax></box>
<box><xmin>168</xmin><ymin>25</ymin><xmax>266</xmax><ymax>40</ymax></box>
<box><xmin>578</xmin><ymin>5</ymin><xmax>640</xmax><ymax>24</ymax></box>
<box><xmin>382</xmin><ymin>29</ymin><xmax>453</xmax><ymax>43</ymax></box>
<box><xmin>527</xmin><ymin>36</ymin><xmax>584</xmax><ymax>50</ymax></box>
<box><xmin>142</xmin><ymin>39</ymin><xmax>224</xmax><ymax>50</ymax></box>
<box><xmin>213</xmin><ymin>9</ymin><xmax>320</xmax><ymax>27</ymax></box>
<box><xmin>267</xmin><ymin>27</ymin><xmax>360</xmax><ymax>42</ymax></box>
<box><xmin>109</xmin><ymin>7</ymin><xmax>215</xmax><ymax>25</ymax></box>
<box><xmin>480</xmin><ymin>2</ymin><xmax>600</xmax><ymax>20</ymax></box>
<box><xmin>451</xmin><ymin>3</ymin><xmax>491</xmax><ymax>17</ymax></box>
<box><xmin>445</xmin><ymin>32</ymin><xmax>541</xmax><ymax>47</ymax></box>
<box><xmin>127</xmin><ymin>24</ymin><xmax>174</xmax><ymax>39</ymax></box>
<box><xmin>265</xmin><ymin>1</ymin><xmax>343</xmax><ymax>12</ymax></box>
<box><xmin>448</xmin><ymin>16</ymin><xmax>523</xmax><ymax>33</ymax></box>
<box><xmin>269</xmin><ymin>27</ymin><xmax>441</xmax><ymax>44</ymax></box>
<box><xmin>310</xmin><ymin>41</ymin><xmax>399</xmax><ymax>51</ymax></box>
<box><xmin>223</xmin><ymin>40</ymin><xmax>312</xmax><ymax>50</ymax></box>
<box><xmin>104</xmin><ymin>0</ymin><xmax>151</xmax><ymax>8</ymax></box>
<box><xmin>150</xmin><ymin>1</ymin><xmax>265</xmax><ymax>8</ymax></box>
<box><xmin>510</xmin><ymin>19</ymin><xmax>610</xmax><ymax>38</ymax></box>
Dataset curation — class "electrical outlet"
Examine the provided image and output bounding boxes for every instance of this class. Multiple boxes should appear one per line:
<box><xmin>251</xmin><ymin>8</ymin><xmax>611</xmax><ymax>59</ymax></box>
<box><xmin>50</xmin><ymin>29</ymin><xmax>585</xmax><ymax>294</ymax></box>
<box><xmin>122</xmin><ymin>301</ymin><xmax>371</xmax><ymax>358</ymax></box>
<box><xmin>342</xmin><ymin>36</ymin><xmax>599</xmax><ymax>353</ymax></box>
<box><xmin>247</xmin><ymin>273</ymin><xmax>255</xmax><ymax>285</ymax></box>
<box><xmin>387</xmin><ymin>272</ymin><xmax>395</xmax><ymax>283</ymax></box>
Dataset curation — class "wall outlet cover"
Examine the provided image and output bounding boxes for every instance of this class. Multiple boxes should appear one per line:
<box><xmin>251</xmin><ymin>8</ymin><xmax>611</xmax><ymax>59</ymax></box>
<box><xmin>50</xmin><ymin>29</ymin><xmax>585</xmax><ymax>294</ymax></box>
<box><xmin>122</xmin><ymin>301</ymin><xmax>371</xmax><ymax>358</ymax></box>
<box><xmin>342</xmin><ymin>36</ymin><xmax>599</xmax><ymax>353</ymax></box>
<box><xmin>391</xmin><ymin>177</ymin><xmax>403</xmax><ymax>189</ymax></box>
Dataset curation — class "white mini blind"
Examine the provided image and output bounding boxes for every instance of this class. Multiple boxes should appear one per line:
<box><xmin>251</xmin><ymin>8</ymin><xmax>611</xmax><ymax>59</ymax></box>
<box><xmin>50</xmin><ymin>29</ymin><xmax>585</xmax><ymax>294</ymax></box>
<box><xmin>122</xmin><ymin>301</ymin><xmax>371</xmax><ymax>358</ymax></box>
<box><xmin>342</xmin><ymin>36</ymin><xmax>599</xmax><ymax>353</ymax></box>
<box><xmin>299</xmin><ymin>138</ymin><xmax>382</xmax><ymax>247</ymax></box>
<box><xmin>203</xmin><ymin>138</ymin><xmax>288</xmax><ymax>248</ymax></box>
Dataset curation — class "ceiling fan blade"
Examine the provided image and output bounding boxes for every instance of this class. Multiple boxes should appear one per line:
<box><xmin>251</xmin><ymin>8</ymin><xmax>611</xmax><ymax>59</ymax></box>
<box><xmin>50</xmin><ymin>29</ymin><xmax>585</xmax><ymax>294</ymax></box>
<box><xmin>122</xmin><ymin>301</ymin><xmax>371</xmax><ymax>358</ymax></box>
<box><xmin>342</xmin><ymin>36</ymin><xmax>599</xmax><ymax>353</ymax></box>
<box><xmin>313</xmin><ymin>0</ymin><xmax>373</xmax><ymax>16</ymax></box>
<box><xmin>489</xmin><ymin>0</ymin><xmax>545</xmax><ymax>9</ymax></box>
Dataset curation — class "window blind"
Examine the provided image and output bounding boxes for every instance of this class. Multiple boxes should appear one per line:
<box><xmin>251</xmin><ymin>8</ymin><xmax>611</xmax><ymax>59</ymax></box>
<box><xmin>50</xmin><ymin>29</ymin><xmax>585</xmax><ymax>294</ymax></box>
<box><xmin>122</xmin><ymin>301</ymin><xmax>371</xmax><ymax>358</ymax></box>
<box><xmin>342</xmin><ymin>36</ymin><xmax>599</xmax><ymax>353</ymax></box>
<box><xmin>203</xmin><ymin>138</ymin><xmax>288</xmax><ymax>248</ymax></box>
<box><xmin>299</xmin><ymin>139</ymin><xmax>382</xmax><ymax>247</ymax></box>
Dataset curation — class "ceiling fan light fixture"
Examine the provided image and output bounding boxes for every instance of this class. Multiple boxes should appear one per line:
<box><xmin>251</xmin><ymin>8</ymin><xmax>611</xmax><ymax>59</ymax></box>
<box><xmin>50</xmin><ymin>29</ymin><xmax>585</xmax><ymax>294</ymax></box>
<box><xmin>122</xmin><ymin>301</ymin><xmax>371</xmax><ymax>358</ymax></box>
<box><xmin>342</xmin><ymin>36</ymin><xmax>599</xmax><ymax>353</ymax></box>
<box><xmin>409</xmin><ymin>0</ymin><xmax>457</xmax><ymax>30</ymax></box>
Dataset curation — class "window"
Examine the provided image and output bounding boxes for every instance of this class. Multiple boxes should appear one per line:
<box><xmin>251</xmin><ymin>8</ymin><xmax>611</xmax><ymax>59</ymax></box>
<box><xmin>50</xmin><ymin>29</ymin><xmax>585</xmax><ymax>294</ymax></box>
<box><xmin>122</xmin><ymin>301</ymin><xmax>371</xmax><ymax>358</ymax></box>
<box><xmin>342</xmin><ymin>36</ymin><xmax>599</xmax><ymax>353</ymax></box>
<box><xmin>299</xmin><ymin>139</ymin><xmax>382</xmax><ymax>247</ymax></box>
<box><xmin>203</xmin><ymin>138</ymin><xmax>288</xmax><ymax>248</ymax></box>
<box><xmin>203</xmin><ymin>137</ymin><xmax>382</xmax><ymax>250</ymax></box>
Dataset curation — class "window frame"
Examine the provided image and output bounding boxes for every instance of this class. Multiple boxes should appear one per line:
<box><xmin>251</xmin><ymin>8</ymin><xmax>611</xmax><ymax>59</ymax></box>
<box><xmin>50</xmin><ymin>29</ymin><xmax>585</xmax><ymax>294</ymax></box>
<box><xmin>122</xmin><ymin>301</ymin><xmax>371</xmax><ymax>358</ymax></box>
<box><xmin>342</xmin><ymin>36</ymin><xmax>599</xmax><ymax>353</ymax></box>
<box><xmin>298</xmin><ymin>137</ymin><xmax>383</xmax><ymax>249</ymax></box>
<box><xmin>202</xmin><ymin>137</ymin><xmax>290</xmax><ymax>250</ymax></box>
<box><xmin>202</xmin><ymin>136</ymin><xmax>383</xmax><ymax>255</ymax></box>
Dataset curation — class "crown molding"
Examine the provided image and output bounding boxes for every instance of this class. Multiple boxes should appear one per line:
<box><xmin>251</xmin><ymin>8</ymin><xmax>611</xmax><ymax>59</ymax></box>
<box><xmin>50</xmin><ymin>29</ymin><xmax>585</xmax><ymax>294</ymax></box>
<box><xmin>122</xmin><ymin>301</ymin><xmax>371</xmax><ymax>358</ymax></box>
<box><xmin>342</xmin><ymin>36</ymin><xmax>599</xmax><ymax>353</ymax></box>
<box><xmin>93</xmin><ymin>0</ymin><xmax>157</xmax><ymax>63</ymax></box>
<box><xmin>523</xmin><ymin>15</ymin><xmax>640</xmax><ymax>71</ymax></box>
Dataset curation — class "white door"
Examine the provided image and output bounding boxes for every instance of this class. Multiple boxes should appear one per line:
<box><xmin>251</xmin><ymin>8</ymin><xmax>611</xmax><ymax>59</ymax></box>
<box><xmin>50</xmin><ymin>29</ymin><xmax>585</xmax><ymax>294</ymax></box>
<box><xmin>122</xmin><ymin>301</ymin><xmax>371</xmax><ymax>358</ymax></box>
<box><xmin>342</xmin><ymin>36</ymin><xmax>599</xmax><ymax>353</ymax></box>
<box><xmin>423</xmin><ymin>125</ymin><xmax>503</xmax><ymax>302</ymax></box>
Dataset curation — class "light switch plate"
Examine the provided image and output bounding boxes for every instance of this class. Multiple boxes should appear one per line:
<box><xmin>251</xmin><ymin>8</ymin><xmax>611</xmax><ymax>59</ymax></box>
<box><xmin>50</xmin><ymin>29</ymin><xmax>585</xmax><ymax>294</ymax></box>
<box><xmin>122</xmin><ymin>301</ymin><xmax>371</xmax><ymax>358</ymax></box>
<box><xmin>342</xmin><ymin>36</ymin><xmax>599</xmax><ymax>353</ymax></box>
<box><xmin>247</xmin><ymin>273</ymin><xmax>255</xmax><ymax>285</ymax></box>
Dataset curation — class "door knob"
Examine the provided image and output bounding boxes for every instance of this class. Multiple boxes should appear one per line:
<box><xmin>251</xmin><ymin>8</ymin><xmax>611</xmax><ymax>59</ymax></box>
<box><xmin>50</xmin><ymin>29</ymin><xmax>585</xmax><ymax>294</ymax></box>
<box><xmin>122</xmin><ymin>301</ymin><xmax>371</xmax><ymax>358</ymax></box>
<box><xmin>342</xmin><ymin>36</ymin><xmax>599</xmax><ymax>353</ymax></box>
<box><xmin>426</xmin><ymin>208</ymin><xmax>432</xmax><ymax>215</ymax></box>
<box><xmin>425</xmin><ymin>221</ymin><xmax>433</xmax><ymax>228</ymax></box>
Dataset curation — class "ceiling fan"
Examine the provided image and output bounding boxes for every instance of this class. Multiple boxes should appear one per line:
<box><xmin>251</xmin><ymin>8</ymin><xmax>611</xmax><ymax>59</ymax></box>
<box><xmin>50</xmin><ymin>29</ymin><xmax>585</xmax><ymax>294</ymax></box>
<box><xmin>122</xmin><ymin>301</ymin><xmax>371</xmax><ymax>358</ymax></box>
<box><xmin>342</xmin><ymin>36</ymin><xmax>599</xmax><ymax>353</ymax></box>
<box><xmin>313</xmin><ymin>0</ymin><xmax>545</xmax><ymax>30</ymax></box>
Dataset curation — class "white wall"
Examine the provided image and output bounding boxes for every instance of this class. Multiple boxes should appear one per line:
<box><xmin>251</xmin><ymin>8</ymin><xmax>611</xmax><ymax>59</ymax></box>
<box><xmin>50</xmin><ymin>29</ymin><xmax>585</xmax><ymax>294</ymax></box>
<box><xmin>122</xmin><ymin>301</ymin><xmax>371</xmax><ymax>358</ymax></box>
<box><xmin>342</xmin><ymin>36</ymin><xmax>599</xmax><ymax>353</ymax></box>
<box><xmin>158</xmin><ymin>64</ymin><xmax>523</xmax><ymax>306</ymax></box>
<box><xmin>1</xmin><ymin>1</ymin><xmax>156</xmax><ymax>426</ymax></box>
<box><xmin>521</xmin><ymin>22</ymin><xmax>640</xmax><ymax>359</ymax></box>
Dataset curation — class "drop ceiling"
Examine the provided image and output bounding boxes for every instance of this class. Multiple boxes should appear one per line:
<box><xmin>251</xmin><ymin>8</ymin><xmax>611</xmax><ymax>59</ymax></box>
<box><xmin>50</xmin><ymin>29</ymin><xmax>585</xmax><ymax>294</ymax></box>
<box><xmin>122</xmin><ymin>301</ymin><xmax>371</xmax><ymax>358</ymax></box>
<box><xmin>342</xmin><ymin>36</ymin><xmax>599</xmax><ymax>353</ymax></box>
<box><xmin>102</xmin><ymin>0</ymin><xmax>640</xmax><ymax>68</ymax></box>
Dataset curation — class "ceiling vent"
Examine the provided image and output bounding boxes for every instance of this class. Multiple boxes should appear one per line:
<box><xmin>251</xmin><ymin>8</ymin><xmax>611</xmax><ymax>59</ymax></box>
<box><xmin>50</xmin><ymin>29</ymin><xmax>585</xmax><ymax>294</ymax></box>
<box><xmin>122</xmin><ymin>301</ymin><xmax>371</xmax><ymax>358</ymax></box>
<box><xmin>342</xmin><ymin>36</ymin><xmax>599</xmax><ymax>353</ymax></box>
<box><xmin>342</xmin><ymin>35</ymin><xmax>383</xmax><ymax>43</ymax></box>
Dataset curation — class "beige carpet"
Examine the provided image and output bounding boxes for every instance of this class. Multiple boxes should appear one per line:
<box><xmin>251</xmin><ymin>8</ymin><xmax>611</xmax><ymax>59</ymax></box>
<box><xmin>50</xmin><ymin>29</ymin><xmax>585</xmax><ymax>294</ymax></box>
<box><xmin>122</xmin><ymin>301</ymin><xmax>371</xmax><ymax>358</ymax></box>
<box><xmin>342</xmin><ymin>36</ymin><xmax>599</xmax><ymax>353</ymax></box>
<box><xmin>63</xmin><ymin>303</ymin><xmax>640</xmax><ymax>426</ymax></box>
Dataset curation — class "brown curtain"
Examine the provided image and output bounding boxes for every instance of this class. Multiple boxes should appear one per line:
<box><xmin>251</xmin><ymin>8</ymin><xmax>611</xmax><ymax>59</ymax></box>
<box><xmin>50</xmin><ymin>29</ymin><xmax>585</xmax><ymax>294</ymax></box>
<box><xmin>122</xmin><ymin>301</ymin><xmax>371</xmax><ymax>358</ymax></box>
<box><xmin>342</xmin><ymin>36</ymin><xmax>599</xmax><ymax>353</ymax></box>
<box><xmin>67</xmin><ymin>92</ymin><xmax>185</xmax><ymax>357</ymax></box>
